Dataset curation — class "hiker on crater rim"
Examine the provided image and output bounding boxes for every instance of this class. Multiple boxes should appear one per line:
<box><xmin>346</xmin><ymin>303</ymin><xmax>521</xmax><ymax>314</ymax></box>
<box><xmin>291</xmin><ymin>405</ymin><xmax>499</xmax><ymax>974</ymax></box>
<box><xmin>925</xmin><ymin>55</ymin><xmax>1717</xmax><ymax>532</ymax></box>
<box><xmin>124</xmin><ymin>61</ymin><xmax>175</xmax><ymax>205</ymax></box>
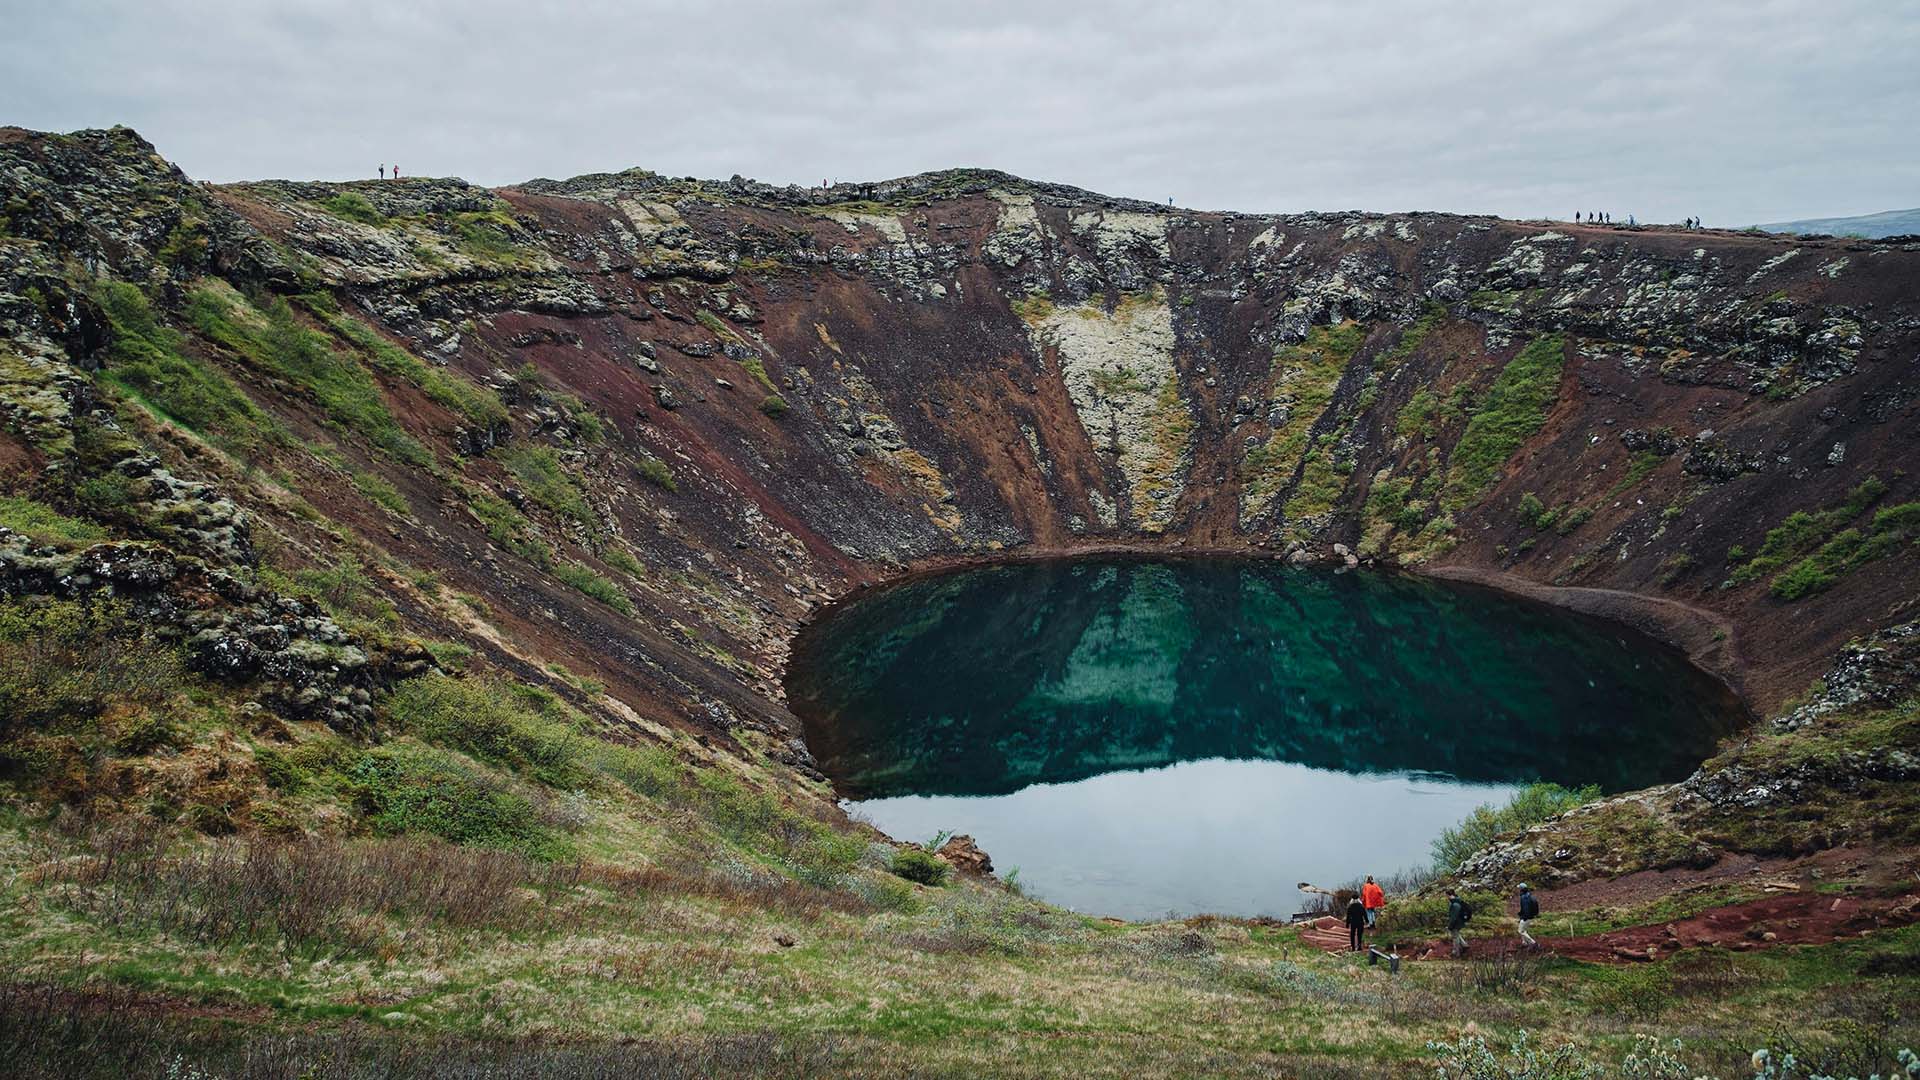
<box><xmin>1344</xmin><ymin>890</ymin><xmax>1368</xmax><ymax>952</ymax></box>
<box><xmin>379</xmin><ymin>164</ymin><xmax>385</xmax><ymax>180</ymax></box>
<box><xmin>1361</xmin><ymin>875</ymin><xmax>1385</xmax><ymax>931</ymax></box>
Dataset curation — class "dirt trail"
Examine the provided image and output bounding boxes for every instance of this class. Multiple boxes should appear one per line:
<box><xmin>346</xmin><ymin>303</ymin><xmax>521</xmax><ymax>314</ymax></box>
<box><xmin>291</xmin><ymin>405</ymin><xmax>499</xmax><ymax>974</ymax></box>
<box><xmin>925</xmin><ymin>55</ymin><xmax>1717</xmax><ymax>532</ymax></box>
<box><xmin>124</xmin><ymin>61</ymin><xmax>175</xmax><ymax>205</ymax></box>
<box><xmin>1296</xmin><ymin>889</ymin><xmax>1920</xmax><ymax>964</ymax></box>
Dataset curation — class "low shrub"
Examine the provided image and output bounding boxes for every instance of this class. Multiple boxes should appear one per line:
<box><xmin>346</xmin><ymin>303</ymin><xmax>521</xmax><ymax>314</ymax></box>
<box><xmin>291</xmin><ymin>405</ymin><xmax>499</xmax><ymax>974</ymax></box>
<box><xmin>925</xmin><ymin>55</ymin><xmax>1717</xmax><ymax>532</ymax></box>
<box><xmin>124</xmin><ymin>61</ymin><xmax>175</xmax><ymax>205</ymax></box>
<box><xmin>555</xmin><ymin>560</ymin><xmax>634</xmax><ymax>614</ymax></box>
<box><xmin>890</xmin><ymin>846</ymin><xmax>950</xmax><ymax>886</ymax></box>
<box><xmin>341</xmin><ymin>745</ymin><xmax>569</xmax><ymax>859</ymax></box>
<box><xmin>1430</xmin><ymin>782</ymin><xmax>1600</xmax><ymax>873</ymax></box>
<box><xmin>384</xmin><ymin>673</ymin><xmax>590</xmax><ymax>788</ymax></box>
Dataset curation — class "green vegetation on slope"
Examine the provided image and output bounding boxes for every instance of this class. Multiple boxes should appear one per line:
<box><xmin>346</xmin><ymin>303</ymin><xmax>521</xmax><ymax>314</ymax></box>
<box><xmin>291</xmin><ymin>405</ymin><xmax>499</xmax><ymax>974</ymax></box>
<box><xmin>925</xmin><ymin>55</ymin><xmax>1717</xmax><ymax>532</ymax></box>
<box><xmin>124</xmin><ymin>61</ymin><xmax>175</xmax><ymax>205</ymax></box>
<box><xmin>1727</xmin><ymin>476</ymin><xmax>1917</xmax><ymax>599</ymax></box>
<box><xmin>92</xmin><ymin>281</ymin><xmax>279</xmax><ymax>455</ymax></box>
<box><xmin>186</xmin><ymin>284</ymin><xmax>432</xmax><ymax>467</ymax></box>
<box><xmin>1442</xmin><ymin>335</ymin><xmax>1565</xmax><ymax>511</ymax></box>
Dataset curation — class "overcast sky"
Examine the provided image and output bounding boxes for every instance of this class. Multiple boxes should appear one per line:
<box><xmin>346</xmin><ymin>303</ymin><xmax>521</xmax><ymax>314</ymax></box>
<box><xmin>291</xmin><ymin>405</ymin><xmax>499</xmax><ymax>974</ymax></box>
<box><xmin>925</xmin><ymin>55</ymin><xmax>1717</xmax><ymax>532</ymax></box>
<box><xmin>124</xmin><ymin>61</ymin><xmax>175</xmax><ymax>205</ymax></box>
<box><xmin>4</xmin><ymin>0</ymin><xmax>1915</xmax><ymax>225</ymax></box>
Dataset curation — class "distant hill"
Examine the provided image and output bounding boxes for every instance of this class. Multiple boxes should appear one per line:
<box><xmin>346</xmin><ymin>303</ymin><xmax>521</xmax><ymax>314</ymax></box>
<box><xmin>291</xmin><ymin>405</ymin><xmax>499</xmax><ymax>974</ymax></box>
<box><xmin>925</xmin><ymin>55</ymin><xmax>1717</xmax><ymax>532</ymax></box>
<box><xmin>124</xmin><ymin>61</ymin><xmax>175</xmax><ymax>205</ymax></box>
<box><xmin>1753</xmin><ymin>207</ymin><xmax>1920</xmax><ymax>239</ymax></box>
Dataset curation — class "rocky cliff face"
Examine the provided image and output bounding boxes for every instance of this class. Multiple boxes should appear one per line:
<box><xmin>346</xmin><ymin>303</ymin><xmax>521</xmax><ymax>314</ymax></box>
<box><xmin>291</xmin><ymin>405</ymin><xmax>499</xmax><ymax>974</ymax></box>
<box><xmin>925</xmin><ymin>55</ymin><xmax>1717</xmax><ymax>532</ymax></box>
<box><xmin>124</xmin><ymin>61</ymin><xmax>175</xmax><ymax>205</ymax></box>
<box><xmin>4</xmin><ymin>126</ymin><xmax>1918</xmax><ymax>782</ymax></box>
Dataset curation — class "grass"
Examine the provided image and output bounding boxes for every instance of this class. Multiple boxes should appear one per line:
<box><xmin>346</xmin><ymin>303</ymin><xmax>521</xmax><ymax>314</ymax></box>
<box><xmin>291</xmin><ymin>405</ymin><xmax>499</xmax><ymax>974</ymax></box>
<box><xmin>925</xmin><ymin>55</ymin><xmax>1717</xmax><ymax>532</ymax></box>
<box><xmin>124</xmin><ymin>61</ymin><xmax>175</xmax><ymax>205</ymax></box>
<box><xmin>501</xmin><ymin>446</ymin><xmax>596</xmax><ymax>526</ymax></box>
<box><xmin>1429</xmin><ymin>783</ymin><xmax>1601</xmax><ymax>874</ymax></box>
<box><xmin>91</xmin><ymin>281</ymin><xmax>278</xmax><ymax>454</ymax></box>
<box><xmin>0</xmin><ymin>496</ymin><xmax>108</xmax><ymax>546</ymax></box>
<box><xmin>302</xmin><ymin>297</ymin><xmax>507</xmax><ymax>429</ymax></box>
<box><xmin>555</xmin><ymin>559</ymin><xmax>634</xmax><ymax>614</ymax></box>
<box><xmin>350</xmin><ymin>471</ymin><xmax>407</xmax><ymax>515</ymax></box>
<box><xmin>467</xmin><ymin>487</ymin><xmax>554</xmax><ymax>567</ymax></box>
<box><xmin>637</xmin><ymin>455</ymin><xmax>678</xmax><ymax>491</ymax></box>
<box><xmin>186</xmin><ymin>285</ymin><xmax>431</xmax><ymax>467</ymax></box>
<box><xmin>1441</xmin><ymin>335</ymin><xmax>1565</xmax><ymax>512</ymax></box>
<box><xmin>1242</xmin><ymin>321</ymin><xmax>1367</xmax><ymax>521</ymax></box>
<box><xmin>1725</xmin><ymin>477</ymin><xmax>1910</xmax><ymax>598</ymax></box>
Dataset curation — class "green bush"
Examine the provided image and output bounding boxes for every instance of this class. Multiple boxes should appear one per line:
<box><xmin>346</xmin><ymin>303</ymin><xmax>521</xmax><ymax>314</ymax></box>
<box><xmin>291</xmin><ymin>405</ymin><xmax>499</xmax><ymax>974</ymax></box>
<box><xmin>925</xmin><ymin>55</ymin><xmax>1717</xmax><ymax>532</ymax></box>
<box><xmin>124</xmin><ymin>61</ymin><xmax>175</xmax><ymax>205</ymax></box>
<box><xmin>318</xmin><ymin>191</ymin><xmax>385</xmax><ymax>225</ymax></box>
<box><xmin>384</xmin><ymin>673</ymin><xmax>590</xmax><ymax>788</ymax></box>
<box><xmin>0</xmin><ymin>598</ymin><xmax>184</xmax><ymax>736</ymax></box>
<box><xmin>1431</xmin><ymin>782</ymin><xmax>1600</xmax><ymax>873</ymax></box>
<box><xmin>1730</xmin><ymin>476</ymin><xmax>1889</xmax><ymax>586</ymax></box>
<box><xmin>758</xmin><ymin>394</ymin><xmax>790</xmax><ymax>417</ymax></box>
<box><xmin>889</xmin><ymin>847</ymin><xmax>951</xmax><ymax>886</ymax></box>
<box><xmin>636</xmin><ymin>455</ymin><xmax>677</xmax><ymax>492</ymax></box>
<box><xmin>344</xmin><ymin>745</ymin><xmax>566</xmax><ymax>858</ymax></box>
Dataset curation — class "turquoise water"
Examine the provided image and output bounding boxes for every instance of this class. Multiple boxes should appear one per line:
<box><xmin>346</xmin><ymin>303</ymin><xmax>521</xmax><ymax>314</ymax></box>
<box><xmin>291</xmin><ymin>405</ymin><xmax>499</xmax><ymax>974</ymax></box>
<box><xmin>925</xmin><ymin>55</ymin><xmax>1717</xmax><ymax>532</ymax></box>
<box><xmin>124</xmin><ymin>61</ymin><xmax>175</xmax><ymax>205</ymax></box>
<box><xmin>787</xmin><ymin>557</ymin><xmax>1746</xmax><ymax>918</ymax></box>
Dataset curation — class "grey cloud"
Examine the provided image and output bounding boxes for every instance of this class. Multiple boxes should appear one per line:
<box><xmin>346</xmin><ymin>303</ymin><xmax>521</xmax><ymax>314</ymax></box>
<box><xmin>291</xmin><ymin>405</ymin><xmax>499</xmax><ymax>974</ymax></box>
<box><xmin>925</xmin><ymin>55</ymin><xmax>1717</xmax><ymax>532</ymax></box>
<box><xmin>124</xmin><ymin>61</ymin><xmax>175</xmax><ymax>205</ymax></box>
<box><xmin>2</xmin><ymin>0</ymin><xmax>1915</xmax><ymax>225</ymax></box>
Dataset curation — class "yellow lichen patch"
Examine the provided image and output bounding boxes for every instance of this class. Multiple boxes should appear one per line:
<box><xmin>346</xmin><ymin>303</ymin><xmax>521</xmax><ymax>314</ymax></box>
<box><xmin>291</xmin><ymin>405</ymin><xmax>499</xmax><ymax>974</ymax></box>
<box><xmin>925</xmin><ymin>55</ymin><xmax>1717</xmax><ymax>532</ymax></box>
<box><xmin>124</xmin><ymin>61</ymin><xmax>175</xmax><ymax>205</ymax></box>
<box><xmin>1025</xmin><ymin>290</ymin><xmax>1192</xmax><ymax>532</ymax></box>
<box><xmin>889</xmin><ymin>446</ymin><xmax>964</xmax><ymax>536</ymax></box>
<box><xmin>813</xmin><ymin>323</ymin><xmax>843</xmax><ymax>354</ymax></box>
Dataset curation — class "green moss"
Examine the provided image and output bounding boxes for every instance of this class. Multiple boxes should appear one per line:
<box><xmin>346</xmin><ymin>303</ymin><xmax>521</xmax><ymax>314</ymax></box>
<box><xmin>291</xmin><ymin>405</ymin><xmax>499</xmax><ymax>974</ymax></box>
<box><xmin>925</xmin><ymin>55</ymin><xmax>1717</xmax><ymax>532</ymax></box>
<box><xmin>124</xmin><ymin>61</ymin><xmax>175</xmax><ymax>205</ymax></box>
<box><xmin>1441</xmin><ymin>335</ymin><xmax>1564</xmax><ymax>511</ymax></box>
<box><xmin>758</xmin><ymin>394</ymin><xmax>790</xmax><ymax>417</ymax></box>
<box><xmin>0</xmin><ymin>496</ymin><xmax>108</xmax><ymax>545</ymax></box>
<box><xmin>1011</xmin><ymin>292</ymin><xmax>1055</xmax><ymax>324</ymax></box>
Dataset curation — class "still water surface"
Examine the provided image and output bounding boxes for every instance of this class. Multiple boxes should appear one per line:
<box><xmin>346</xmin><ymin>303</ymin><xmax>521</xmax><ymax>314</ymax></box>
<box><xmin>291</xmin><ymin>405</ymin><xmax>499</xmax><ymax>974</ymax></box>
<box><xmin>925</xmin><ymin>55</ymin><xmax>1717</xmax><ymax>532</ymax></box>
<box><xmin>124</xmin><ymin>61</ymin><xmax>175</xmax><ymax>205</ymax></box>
<box><xmin>788</xmin><ymin>558</ymin><xmax>1745</xmax><ymax>919</ymax></box>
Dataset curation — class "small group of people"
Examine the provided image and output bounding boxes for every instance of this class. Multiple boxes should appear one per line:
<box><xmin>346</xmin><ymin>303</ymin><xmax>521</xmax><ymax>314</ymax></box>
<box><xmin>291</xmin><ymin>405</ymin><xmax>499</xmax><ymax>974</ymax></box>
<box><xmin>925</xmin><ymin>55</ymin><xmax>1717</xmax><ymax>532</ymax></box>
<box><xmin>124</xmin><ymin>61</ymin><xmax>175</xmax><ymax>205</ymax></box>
<box><xmin>1339</xmin><ymin>879</ymin><xmax>1541</xmax><ymax>958</ymax></box>
<box><xmin>1341</xmin><ymin>875</ymin><xmax>1388</xmax><ymax>951</ymax></box>
<box><xmin>378</xmin><ymin>164</ymin><xmax>403</xmax><ymax>180</ymax></box>
<box><xmin>1575</xmin><ymin>210</ymin><xmax>1613</xmax><ymax>224</ymax></box>
<box><xmin>1444</xmin><ymin>883</ymin><xmax>1541</xmax><ymax>957</ymax></box>
<box><xmin>1682</xmin><ymin>216</ymin><xmax>1703</xmax><ymax>228</ymax></box>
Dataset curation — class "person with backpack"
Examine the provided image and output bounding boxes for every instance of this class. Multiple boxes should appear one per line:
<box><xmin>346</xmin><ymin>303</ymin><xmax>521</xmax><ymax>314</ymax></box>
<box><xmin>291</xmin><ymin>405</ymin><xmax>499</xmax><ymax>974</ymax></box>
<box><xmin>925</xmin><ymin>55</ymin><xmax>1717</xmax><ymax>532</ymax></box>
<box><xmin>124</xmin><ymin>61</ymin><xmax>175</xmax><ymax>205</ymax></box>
<box><xmin>1447</xmin><ymin>890</ymin><xmax>1472</xmax><ymax>957</ymax></box>
<box><xmin>1344</xmin><ymin>891</ymin><xmax>1368</xmax><ymax>952</ymax></box>
<box><xmin>1516</xmin><ymin>884</ymin><xmax>1540</xmax><ymax>948</ymax></box>
<box><xmin>1361</xmin><ymin>875</ymin><xmax>1385</xmax><ymax>930</ymax></box>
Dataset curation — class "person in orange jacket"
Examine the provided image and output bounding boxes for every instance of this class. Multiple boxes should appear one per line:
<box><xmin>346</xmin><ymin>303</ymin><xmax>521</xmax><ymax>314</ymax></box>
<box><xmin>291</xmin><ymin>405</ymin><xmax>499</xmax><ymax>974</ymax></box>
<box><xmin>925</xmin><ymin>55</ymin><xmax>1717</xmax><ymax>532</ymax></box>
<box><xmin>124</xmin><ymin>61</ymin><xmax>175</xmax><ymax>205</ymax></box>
<box><xmin>1361</xmin><ymin>875</ymin><xmax>1386</xmax><ymax>930</ymax></box>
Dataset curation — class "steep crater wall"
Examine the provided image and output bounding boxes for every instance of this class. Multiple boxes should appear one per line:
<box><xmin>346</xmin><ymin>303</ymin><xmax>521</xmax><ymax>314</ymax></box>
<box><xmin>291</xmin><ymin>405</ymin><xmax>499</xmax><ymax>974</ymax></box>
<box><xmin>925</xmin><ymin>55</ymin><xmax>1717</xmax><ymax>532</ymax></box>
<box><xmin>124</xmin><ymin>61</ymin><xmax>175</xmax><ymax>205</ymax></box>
<box><xmin>3</xmin><ymin>127</ymin><xmax>1918</xmax><ymax>789</ymax></box>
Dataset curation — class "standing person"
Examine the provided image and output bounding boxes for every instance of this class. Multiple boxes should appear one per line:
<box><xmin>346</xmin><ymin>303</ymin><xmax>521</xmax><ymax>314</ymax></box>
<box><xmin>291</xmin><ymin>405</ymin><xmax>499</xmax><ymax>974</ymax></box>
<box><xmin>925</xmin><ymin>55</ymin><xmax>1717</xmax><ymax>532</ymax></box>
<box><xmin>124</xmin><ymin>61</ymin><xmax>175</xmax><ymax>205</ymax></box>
<box><xmin>1574</xmin><ymin>211</ymin><xmax>1581</xmax><ymax>223</ymax></box>
<box><xmin>1344</xmin><ymin>891</ymin><xmax>1368</xmax><ymax>952</ymax></box>
<box><xmin>1361</xmin><ymin>875</ymin><xmax>1385</xmax><ymax>931</ymax></box>
<box><xmin>379</xmin><ymin>165</ymin><xmax>386</xmax><ymax>180</ymax></box>
<box><xmin>1516</xmin><ymin>884</ymin><xmax>1540</xmax><ymax>948</ymax></box>
<box><xmin>1447</xmin><ymin>890</ymin><xmax>1472</xmax><ymax>957</ymax></box>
